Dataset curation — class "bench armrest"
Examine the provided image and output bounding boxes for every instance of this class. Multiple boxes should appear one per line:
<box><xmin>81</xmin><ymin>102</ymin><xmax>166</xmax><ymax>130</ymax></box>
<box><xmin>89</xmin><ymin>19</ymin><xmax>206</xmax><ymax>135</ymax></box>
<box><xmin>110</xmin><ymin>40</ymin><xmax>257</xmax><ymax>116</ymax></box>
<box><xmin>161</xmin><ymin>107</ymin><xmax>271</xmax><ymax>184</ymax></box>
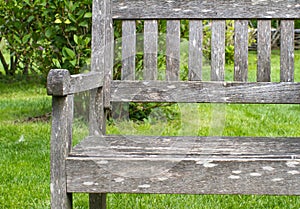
<box><xmin>47</xmin><ymin>69</ymin><xmax>103</xmax><ymax>96</ymax></box>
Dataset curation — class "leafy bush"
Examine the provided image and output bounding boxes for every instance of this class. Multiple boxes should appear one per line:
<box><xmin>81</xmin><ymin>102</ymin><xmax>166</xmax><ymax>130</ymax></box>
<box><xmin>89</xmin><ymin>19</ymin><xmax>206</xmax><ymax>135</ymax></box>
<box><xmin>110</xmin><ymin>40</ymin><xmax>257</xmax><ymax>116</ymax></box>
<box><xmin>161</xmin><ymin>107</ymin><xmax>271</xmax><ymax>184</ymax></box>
<box><xmin>0</xmin><ymin>0</ymin><xmax>92</xmax><ymax>78</ymax></box>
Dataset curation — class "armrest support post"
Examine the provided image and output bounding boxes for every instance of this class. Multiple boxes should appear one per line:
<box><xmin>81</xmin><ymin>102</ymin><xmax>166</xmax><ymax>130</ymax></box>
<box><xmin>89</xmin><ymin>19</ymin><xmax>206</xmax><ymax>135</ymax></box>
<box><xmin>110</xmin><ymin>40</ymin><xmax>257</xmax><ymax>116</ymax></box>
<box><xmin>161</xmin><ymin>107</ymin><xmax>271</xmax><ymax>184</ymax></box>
<box><xmin>50</xmin><ymin>95</ymin><xmax>74</xmax><ymax>208</ymax></box>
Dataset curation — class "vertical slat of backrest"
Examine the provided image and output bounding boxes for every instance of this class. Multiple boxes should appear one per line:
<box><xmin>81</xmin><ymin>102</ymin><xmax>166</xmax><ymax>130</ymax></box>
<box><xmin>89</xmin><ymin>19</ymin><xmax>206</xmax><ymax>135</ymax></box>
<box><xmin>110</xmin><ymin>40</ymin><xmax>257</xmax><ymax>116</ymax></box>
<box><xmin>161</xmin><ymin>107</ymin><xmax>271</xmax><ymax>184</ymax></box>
<box><xmin>257</xmin><ymin>20</ymin><xmax>271</xmax><ymax>82</ymax></box>
<box><xmin>210</xmin><ymin>20</ymin><xmax>226</xmax><ymax>136</ymax></box>
<box><xmin>144</xmin><ymin>20</ymin><xmax>158</xmax><ymax>80</ymax></box>
<box><xmin>189</xmin><ymin>20</ymin><xmax>202</xmax><ymax>81</ymax></box>
<box><xmin>122</xmin><ymin>20</ymin><xmax>136</xmax><ymax>80</ymax></box>
<box><xmin>166</xmin><ymin>20</ymin><xmax>180</xmax><ymax>81</ymax></box>
<box><xmin>211</xmin><ymin>20</ymin><xmax>225</xmax><ymax>81</ymax></box>
<box><xmin>104</xmin><ymin>0</ymin><xmax>114</xmax><ymax>110</ymax></box>
<box><xmin>234</xmin><ymin>20</ymin><xmax>248</xmax><ymax>81</ymax></box>
<box><xmin>280</xmin><ymin>20</ymin><xmax>294</xmax><ymax>82</ymax></box>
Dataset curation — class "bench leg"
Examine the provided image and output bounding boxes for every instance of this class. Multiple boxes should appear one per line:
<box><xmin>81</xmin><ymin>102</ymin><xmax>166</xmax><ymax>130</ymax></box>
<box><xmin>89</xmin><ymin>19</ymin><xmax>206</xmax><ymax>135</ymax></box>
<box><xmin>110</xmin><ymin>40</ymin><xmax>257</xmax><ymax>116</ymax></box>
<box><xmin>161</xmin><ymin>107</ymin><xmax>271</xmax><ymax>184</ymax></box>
<box><xmin>89</xmin><ymin>194</ymin><xmax>106</xmax><ymax>209</ymax></box>
<box><xmin>50</xmin><ymin>95</ymin><xmax>74</xmax><ymax>208</ymax></box>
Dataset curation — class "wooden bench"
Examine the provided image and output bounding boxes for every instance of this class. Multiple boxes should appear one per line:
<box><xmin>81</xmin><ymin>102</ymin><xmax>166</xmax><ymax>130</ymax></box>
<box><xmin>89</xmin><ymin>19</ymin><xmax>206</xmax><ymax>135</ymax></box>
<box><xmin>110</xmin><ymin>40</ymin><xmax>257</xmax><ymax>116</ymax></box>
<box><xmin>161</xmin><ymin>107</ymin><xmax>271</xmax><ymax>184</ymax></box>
<box><xmin>47</xmin><ymin>0</ymin><xmax>300</xmax><ymax>208</ymax></box>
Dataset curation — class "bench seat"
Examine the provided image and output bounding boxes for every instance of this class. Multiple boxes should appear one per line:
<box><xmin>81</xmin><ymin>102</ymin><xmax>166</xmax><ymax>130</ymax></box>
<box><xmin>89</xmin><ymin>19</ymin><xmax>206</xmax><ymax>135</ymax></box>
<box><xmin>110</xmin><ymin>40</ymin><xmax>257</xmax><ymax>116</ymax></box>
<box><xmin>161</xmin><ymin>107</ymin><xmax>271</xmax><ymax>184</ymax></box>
<box><xmin>67</xmin><ymin>136</ymin><xmax>300</xmax><ymax>195</ymax></box>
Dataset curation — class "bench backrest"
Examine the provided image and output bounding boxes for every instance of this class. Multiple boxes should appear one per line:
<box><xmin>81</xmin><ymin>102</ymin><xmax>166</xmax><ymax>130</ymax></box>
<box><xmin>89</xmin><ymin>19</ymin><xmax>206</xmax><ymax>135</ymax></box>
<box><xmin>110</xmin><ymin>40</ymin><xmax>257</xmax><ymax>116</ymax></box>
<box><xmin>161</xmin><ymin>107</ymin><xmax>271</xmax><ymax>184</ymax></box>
<box><xmin>91</xmin><ymin>0</ymin><xmax>299</xmax><ymax>133</ymax></box>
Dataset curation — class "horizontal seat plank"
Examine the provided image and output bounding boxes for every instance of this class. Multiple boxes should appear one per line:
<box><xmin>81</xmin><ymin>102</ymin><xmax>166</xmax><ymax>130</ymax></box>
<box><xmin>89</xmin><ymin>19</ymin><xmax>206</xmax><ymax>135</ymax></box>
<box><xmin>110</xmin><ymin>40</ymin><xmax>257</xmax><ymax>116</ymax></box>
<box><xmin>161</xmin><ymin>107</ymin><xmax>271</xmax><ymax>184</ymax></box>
<box><xmin>112</xmin><ymin>0</ymin><xmax>300</xmax><ymax>19</ymax></box>
<box><xmin>111</xmin><ymin>81</ymin><xmax>300</xmax><ymax>104</ymax></box>
<box><xmin>67</xmin><ymin>136</ymin><xmax>300</xmax><ymax>194</ymax></box>
<box><xmin>70</xmin><ymin>136</ymin><xmax>300</xmax><ymax>158</ymax></box>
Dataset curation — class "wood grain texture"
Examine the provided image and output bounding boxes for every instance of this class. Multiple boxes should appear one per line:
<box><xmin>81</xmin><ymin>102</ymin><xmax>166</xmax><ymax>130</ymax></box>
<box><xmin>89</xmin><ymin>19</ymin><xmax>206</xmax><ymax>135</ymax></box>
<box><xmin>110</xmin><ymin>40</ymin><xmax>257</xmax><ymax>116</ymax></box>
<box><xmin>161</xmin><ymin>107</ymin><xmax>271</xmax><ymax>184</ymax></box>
<box><xmin>47</xmin><ymin>70</ymin><xmax>103</xmax><ymax>96</ymax></box>
<box><xmin>189</xmin><ymin>20</ymin><xmax>202</xmax><ymax>81</ymax></box>
<box><xmin>166</xmin><ymin>20</ymin><xmax>180</xmax><ymax>81</ymax></box>
<box><xmin>211</xmin><ymin>20</ymin><xmax>225</xmax><ymax>81</ymax></box>
<box><xmin>234</xmin><ymin>20</ymin><xmax>248</xmax><ymax>82</ymax></box>
<box><xmin>112</xmin><ymin>0</ymin><xmax>300</xmax><ymax>19</ymax></box>
<box><xmin>89</xmin><ymin>87</ymin><xmax>106</xmax><ymax>136</ymax></box>
<box><xmin>257</xmin><ymin>20</ymin><xmax>271</xmax><ymax>82</ymax></box>
<box><xmin>92</xmin><ymin>0</ymin><xmax>105</xmax><ymax>76</ymax></box>
<box><xmin>280</xmin><ymin>20</ymin><xmax>295</xmax><ymax>82</ymax></box>
<box><xmin>51</xmin><ymin>95</ymin><xmax>74</xmax><ymax>209</ymax></box>
<box><xmin>122</xmin><ymin>20</ymin><xmax>136</xmax><ymax>80</ymax></box>
<box><xmin>104</xmin><ymin>0</ymin><xmax>114</xmax><ymax>110</ymax></box>
<box><xmin>66</xmin><ymin>135</ymin><xmax>300</xmax><ymax>195</ymax></box>
<box><xmin>144</xmin><ymin>20</ymin><xmax>158</xmax><ymax>80</ymax></box>
<box><xmin>110</xmin><ymin>80</ymin><xmax>300</xmax><ymax>104</ymax></box>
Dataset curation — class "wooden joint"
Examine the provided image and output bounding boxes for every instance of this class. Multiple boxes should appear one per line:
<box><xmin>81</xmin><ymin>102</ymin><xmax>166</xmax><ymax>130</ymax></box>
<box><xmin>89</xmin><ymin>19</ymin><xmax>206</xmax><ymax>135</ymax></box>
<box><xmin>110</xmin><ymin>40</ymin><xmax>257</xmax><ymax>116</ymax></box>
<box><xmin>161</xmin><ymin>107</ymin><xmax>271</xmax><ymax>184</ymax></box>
<box><xmin>47</xmin><ymin>69</ymin><xmax>71</xmax><ymax>96</ymax></box>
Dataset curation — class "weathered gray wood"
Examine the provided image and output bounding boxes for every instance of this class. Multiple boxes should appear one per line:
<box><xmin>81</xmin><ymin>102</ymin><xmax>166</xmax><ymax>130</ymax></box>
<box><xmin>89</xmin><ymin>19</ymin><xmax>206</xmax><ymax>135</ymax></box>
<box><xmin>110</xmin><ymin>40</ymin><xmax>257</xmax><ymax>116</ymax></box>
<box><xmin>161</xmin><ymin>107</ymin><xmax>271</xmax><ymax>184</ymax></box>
<box><xmin>122</xmin><ymin>20</ymin><xmax>136</xmax><ymax>80</ymax></box>
<box><xmin>112</xmin><ymin>0</ymin><xmax>300</xmax><ymax>19</ymax></box>
<box><xmin>211</xmin><ymin>20</ymin><xmax>225</xmax><ymax>81</ymax></box>
<box><xmin>92</xmin><ymin>0</ymin><xmax>106</xmax><ymax>75</ymax></box>
<box><xmin>67</xmin><ymin>157</ymin><xmax>300</xmax><ymax>195</ymax></box>
<box><xmin>234</xmin><ymin>20</ymin><xmax>248</xmax><ymax>82</ymax></box>
<box><xmin>47</xmin><ymin>69</ymin><xmax>103</xmax><ymax>96</ymax></box>
<box><xmin>47</xmin><ymin>69</ymin><xmax>71</xmax><ymax>96</ymax></box>
<box><xmin>110</xmin><ymin>80</ymin><xmax>300</xmax><ymax>104</ymax></box>
<box><xmin>89</xmin><ymin>87</ymin><xmax>106</xmax><ymax>136</ymax></box>
<box><xmin>144</xmin><ymin>20</ymin><xmax>158</xmax><ymax>80</ymax></box>
<box><xmin>89</xmin><ymin>0</ymin><xmax>112</xmax><ymax>207</ymax></box>
<box><xmin>189</xmin><ymin>20</ymin><xmax>202</xmax><ymax>81</ymax></box>
<box><xmin>70</xmin><ymin>135</ymin><xmax>300</xmax><ymax>157</ymax></box>
<box><xmin>257</xmin><ymin>20</ymin><xmax>271</xmax><ymax>82</ymax></box>
<box><xmin>49</xmin><ymin>0</ymin><xmax>300</xmax><ymax>203</ymax></box>
<box><xmin>103</xmin><ymin>0</ymin><xmax>114</xmax><ymax>110</ymax></box>
<box><xmin>66</xmin><ymin>136</ymin><xmax>300</xmax><ymax>195</ymax></box>
<box><xmin>89</xmin><ymin>194</ymin><xmax>106</xmax><ymax>209</ymax></box>
<box><xmin>50</xmin><ymin>95</ymin><xmax>74</xmax><ymax>209</ymax></box>
<box><xmin>280</xmin><ymin>20</ymin><xmax>295</xmax><ymax>82</ymax></box>
<box><xmin>166</xmin><ymin>20</ymin><xmax>180</xmax><ymax>81</ymax></box>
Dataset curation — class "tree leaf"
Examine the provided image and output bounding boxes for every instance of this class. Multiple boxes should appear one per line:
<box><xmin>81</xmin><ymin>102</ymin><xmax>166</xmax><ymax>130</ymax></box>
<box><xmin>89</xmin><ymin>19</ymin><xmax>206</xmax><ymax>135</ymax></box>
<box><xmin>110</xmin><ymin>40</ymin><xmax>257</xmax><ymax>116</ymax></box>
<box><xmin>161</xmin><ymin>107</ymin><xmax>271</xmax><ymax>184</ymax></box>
<box><xmin>52</xmin><ymin>58</ymin><xmax>61</xmax><ymax>68</ymax></box>
<box><xmin>84</xmin><ymin>12</ymin><xmax>92</xmax><ymax>18</ymax></box>
<box><xmin>74</xmin><ymin>34</ymin><xmax>79</xmax><ymax>44</ymax></box>
<box><xmin>63</xmin><ymin>47</ymin><xmax>75</xmax><ymax>59</ymax></box>
<box><xmin>22</xmin><ymin>34</ymin><xmax>31</xmax><ymax>44</ymax></box>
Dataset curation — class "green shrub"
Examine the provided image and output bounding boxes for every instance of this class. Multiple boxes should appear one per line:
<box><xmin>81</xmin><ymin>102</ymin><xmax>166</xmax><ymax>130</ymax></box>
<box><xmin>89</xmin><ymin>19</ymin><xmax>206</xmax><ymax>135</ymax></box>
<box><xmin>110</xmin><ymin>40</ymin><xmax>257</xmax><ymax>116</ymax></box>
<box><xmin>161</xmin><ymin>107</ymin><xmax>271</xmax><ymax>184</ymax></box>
<box><xmin>0</xmin><ymin>0</ymin><xmax>92</xmax><ymax>78</ymax></box>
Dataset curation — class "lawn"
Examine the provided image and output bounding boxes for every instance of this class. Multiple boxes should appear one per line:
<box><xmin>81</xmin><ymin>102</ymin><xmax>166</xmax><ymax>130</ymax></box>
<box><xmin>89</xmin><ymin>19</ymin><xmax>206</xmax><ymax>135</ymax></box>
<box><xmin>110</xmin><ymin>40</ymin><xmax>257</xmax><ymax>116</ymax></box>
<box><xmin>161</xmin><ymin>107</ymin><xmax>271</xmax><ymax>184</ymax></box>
<box><xmin>1</xmin><ymin>50</ymin><xmax>300</xmax><ymax>208</ymax></box>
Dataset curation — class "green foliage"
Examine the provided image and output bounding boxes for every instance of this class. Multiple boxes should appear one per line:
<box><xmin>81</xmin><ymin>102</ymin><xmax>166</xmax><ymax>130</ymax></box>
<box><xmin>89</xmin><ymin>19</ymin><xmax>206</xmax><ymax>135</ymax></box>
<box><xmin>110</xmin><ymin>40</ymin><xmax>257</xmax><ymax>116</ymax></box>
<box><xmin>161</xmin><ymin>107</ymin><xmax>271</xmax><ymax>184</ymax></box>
<box><xmin>0</xmin><ymin>0</ymin><xmax>92</xmax><ymax>78</ymax></box>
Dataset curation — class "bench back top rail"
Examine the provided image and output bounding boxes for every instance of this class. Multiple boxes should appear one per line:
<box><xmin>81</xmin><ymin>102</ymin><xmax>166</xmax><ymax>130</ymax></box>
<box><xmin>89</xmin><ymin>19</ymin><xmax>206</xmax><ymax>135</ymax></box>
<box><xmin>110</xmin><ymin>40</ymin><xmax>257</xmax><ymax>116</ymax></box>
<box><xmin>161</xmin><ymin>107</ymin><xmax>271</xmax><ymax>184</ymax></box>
<box><xmin>112</xmin><ymin>0</ymin><xmax>300</xmax><ymax>19</ymax></box>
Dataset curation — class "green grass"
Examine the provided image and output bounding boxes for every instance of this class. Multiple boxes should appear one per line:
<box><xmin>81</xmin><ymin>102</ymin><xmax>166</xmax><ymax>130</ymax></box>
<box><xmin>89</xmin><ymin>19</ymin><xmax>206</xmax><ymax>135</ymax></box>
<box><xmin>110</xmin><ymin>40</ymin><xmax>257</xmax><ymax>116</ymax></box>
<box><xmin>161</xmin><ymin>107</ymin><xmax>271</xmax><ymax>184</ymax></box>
<box><xmin>1</xmin><ymin>50</ymin><xmax>300</xmax><ymax>208</ymax></box>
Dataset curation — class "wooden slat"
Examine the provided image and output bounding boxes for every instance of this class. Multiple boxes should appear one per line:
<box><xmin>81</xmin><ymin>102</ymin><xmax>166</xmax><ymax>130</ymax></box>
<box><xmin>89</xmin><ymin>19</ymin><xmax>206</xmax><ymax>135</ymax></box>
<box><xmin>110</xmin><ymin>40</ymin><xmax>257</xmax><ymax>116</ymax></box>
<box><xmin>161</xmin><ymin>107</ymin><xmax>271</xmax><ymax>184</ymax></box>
<box><xmin>188</xmin><ymin>20</ymin><xmax>202</xmax><ymax>81</ymax></box>
<box><xmin>70</xmin><ymin>136</ymin><xmax>300</xmax><ymax>158</ymax></box>
<box><xmin>103</xmin><ymin>0</ymin><xmax>114</xmax><ymax>110</ymax></box>
<box><xmin>144</xmin><ymin>20</ymin><xmax>158</xmax><ymax>80</ymax></box>
<box><xmin>122</xmin><ymin>20</ymin><xmax>136</xmax><ymax>80</ymax></box>
<box><xmin>110</xmin><ymin>81</ymin><xmax>300</xmax><ymax>104</ymax></box>
<box><xmin>234</xmin><ymin>20</ymin><xmax>248</xmax><ymax>82</ymax></box>
<box><xmin>280</xmin><ymin>20</ymin><xmax>295</xmax><ymax>82</ymax></box>
<box><xmin>211</xmin><ymin>20</ymin><xmax>225</xmax><ymax>81</ymax></box>
<box><xmin>166</xmin><ymin>20</ymin><xmax>180</xmax><ymax>81</ymax></box>
<box><xmin>67</xmin><ymin>136</ymin><xmax>300</xmax><ymax>195</ymax></box>
<box><xmin>112</xmin><ymin>0</ymin><xmax>300</xmax><ymax>19</ymax></box>
<box><xmin>91</xmin><ymin>0</ymin><xmax>106</xmax><ymax>75</ymax></box>
<box><xmin>257</xmin><ymin>20</ymin><xmax>271</xmax><ymax>82</ymax></box>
